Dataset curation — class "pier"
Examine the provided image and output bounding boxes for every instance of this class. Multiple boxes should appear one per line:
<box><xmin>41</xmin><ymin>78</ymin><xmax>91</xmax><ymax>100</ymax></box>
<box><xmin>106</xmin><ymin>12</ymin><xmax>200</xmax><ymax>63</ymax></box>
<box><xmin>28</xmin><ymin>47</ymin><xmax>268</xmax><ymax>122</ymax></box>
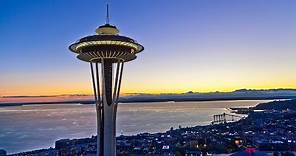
<box><xmin>212</xmin><ymin>113</ymin><xmax>243</xmax><ymax>124</ymax></box>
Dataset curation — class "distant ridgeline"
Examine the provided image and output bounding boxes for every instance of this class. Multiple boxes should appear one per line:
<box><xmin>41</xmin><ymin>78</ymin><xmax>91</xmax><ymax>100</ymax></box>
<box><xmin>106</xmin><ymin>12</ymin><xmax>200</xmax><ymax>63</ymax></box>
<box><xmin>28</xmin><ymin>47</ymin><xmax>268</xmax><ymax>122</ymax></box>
<box><xmin>1</xmin><ymin>89</ymin><xmax>296</xmax><ymax>105</ymax></box>
<box><xmin>121</xmin><ymin>89</ymin><xmax>296</xmax><ymax>103</ymax></box>
<box><xmin>254</xmin><ymin>99</ymin><xmax>296</xmax><ymax>111</ymax></box>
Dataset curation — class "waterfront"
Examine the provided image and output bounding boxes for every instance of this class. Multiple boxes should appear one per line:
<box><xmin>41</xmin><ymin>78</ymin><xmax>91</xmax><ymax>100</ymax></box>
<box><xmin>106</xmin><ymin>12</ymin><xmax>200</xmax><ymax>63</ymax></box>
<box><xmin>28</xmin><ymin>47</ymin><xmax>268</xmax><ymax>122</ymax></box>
<box><xmin>0</xmin><ymin>100</ymin><xmax>269</xmax><ymax>154</ymax></box>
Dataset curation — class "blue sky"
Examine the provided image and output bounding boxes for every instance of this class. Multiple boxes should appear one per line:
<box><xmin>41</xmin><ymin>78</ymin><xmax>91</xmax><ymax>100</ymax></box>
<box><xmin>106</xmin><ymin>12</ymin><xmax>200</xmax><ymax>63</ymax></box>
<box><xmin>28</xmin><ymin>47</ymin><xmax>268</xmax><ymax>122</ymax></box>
<box><xmin>1</xmin><ymin>0</ymin><xmax>296</xmax><ymax>96</ymax></box>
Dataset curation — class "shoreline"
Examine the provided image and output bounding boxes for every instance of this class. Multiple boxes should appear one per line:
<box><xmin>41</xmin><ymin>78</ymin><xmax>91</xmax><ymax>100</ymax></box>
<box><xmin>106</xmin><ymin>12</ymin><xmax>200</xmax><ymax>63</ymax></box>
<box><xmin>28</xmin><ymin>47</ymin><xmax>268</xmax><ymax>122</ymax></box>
<box><xmin>8</xmin><ymin>99</ymin><xmax>296</xmax><ymax>155</ymax></box>
<box><xmin>0</xmin><ymin>100</ymin><xmax>262</xmax><ymax>154</ymax></box>
<box><xmin>2</xmin><ymin>99</ymin><xmax>295</xmax><ymax>155</ymax></box>
<box><xmin>6</xmin><ymin>115</ymin><xmax>242</xmax><ymax>155</ymax></box>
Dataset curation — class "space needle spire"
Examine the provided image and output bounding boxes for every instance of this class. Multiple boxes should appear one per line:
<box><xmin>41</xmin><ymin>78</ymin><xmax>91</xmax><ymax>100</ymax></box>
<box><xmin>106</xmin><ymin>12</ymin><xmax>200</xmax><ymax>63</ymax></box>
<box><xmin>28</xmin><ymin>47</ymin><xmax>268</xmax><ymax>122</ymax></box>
<box><xmin>69</xmin><ymin>3</ymin><xmax>144</xmax><ymax>156</ymax></box>
<box><xmin>106</xmin><ymin>4</ymin><xmax>110</xmax><ymax>24</ymax></box>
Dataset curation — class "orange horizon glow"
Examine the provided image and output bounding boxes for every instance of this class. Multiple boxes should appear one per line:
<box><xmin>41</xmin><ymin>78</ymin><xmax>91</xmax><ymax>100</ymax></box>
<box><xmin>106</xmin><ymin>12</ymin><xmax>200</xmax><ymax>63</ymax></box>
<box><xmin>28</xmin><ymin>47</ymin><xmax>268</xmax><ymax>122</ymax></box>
<box><xmin>1</xmin><ymin>85</ymin><xmax>296</xmax><ymax>104</ymax></box>
<box><xmin>1</xmin><ymin>85</ymin><xmax>296</xmax><ymax>97</ymax></box>
<box><xmin>2</xmin><ymin>71</ymin><xmax>296</xmax><ymax>96</ymax></box>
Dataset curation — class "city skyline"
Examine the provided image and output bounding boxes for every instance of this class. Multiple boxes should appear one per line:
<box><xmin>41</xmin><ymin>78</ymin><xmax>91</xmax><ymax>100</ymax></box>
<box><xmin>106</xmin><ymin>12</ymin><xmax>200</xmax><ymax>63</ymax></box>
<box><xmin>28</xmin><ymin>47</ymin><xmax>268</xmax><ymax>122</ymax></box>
<box><xmin>1</xmin><ymin>0</ymin><xmax>296</xmax><ymax>96</ymax></box>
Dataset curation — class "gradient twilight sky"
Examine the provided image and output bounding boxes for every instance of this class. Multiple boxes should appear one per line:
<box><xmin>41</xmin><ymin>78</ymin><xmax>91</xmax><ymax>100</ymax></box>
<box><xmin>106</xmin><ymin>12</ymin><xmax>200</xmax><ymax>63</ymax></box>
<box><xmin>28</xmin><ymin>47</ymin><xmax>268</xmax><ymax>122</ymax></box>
<box><xmin>1</xmin><ymin>0</ymin><xmax>296</xmax><ymax>96</ymax></box>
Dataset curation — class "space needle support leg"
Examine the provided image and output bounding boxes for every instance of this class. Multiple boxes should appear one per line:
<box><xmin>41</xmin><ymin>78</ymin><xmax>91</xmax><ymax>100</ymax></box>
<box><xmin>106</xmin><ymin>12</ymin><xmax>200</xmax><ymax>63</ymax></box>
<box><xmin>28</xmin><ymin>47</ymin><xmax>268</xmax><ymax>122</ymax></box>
<box><xmin>95</xmin><ymin>63</ymin><xmax>103</xmax><ymax>156</ymax></box>
<box><xmin>109</xmin><ymin>60</ymin><xmax>123</xmax><ymax>155</ymax></box>
<box><xmin>113</xmin><ymin>60</ymin><xmax>120</xmax><ymax>106</ymax></box>
<box><xmin>90</xmin><ymin>62</ymin><xmax>101</xmax><ymax>156</ymax></box>
<box><xmin>113</xmin><ymin>61</ymin><xmax>124</xmax><ymax>143</ymax></box>
<box><xmin>115</xmin><ymin>62</ymin><xmax>124</xmax><ymax>111</ymax></box>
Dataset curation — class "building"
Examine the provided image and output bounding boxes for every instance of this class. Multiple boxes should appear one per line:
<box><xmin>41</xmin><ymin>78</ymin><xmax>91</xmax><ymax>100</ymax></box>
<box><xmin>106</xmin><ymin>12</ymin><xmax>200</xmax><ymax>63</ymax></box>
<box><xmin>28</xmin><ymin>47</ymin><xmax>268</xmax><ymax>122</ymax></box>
<box><xmin>68</xmin><ymin>5</ymin><xmax>144</xmax><ymax>156</ymax></box>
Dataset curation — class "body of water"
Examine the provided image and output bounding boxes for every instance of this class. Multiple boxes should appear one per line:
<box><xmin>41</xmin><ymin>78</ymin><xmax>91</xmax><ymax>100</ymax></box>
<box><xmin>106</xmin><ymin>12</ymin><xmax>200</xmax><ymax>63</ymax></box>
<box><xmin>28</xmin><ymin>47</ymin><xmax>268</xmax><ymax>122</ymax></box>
<box><xmin>0</xmin><ymin>100</ymin><xmax>269</xmax><ymax>154</ymax></box>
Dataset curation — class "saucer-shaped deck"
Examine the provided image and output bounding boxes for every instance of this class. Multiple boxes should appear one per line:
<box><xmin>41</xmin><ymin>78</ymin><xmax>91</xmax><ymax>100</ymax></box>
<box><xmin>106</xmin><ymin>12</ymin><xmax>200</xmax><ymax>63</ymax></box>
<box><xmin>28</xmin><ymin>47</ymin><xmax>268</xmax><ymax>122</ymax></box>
<box><xmin>69</xmin><ymin>24</ymin><xmax>144</xmax><ymax>63</ymax></box>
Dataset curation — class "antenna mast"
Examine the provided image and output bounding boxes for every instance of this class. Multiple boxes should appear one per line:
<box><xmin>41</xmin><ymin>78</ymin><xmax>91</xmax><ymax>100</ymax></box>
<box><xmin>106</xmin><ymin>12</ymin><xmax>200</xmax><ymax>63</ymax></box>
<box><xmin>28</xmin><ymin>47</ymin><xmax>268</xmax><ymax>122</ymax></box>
<box><xmin>106</xmin><ymin>4</ymin><xmax>110</xmax><ymax>24</ymax></box>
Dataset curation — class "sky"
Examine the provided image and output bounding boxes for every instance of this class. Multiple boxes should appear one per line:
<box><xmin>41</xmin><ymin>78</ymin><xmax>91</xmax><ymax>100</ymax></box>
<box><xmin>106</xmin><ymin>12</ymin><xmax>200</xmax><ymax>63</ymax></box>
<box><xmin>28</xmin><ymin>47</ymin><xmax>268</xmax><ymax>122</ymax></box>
<box><xmin>1</xmin><ymin>0</ymin><xmax>296</xmax><ymax>96</ymax></box>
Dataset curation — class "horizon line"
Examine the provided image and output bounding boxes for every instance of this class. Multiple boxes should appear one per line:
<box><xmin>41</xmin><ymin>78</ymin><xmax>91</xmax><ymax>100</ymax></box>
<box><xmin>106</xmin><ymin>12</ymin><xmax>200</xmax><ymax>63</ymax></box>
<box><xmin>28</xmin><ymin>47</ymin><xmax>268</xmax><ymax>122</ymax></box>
<box><xmin>1</xmin><ymin>88</ymin><xmax>296</xmax><ymax>98</ymax></box>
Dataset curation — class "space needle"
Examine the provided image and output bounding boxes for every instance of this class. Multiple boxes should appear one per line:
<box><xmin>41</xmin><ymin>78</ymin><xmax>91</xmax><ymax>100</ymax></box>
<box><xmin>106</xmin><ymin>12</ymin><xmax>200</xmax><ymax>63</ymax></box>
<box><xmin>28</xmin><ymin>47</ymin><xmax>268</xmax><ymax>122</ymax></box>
<box><xmin>69</xmin><ymin>5</ymin><xmax>144</xmax><ymax>156</ymax></box>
